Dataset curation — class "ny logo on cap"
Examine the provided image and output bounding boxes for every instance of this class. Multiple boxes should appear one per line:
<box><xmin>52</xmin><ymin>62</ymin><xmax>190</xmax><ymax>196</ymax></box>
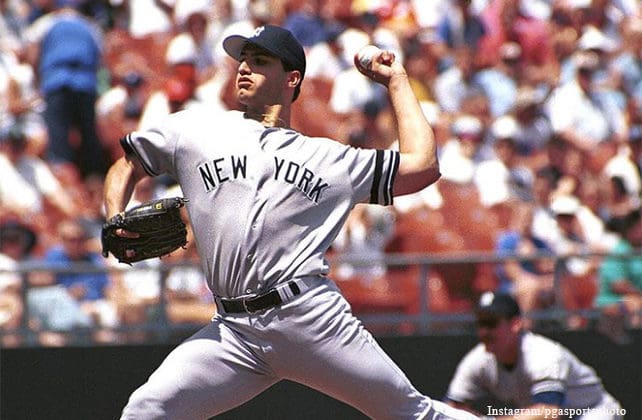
<box><xmin>252</xmin><ymin>26</ymin><xmax>265</xmax><ymax>39</ymax></box>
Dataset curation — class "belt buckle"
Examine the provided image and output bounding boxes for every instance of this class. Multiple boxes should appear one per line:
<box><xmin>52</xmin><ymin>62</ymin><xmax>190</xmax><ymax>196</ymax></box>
<box><xmin>242</xmin><ymin>297</ymin><xmax>257</xmax><ymax>314</ymax></box>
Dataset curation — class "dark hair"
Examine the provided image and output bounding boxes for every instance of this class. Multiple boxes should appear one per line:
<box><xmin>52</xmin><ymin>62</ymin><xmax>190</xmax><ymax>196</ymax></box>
<box><xmin>606</xmin><ymin>208</ymin><xmax>641</xmax><ymax>235</ymax></box>
<box><xmin>610</xmin><ymin>175</ymin><xmax>627</xmax><ymax>197</ymax></box>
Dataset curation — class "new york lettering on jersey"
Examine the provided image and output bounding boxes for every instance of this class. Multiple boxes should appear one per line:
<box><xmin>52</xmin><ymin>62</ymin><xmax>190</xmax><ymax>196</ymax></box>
<box><xmin>196</xmin><ymin>153</ymin><xmax>330</xmax><ymax>204</ymax></box>
<box><xmin>197</xmin><ymin>155</ymin><xmax>248</xmax><ymax>191</ymax></box>
<box><xmin>273</xmin><ymin>157</ymin><xmax>329</xmax><ymax>203</ymax></box>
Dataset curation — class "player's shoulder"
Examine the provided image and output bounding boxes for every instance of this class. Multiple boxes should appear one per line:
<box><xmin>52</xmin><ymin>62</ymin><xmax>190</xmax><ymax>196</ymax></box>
<box><xmin>522</xmin><ymin>331</ymin><xmax>562</xmax><ymax>351</ymax></box>
<box><xmin>520</xmin><ymin>332</ymin><xmax>567</xmax><ymax>365</ymax></box>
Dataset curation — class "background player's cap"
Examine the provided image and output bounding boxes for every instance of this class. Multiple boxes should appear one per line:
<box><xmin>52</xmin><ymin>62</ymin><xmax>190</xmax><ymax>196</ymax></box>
<box><xmin>223</xmin><ymin>25</ymin><xmax>306</xmax><ymax>81</ymax></box>
<box><xmin>476</xmin><ymin>292</ymin><xmax>521</xmax><ymax>319</ymax></box>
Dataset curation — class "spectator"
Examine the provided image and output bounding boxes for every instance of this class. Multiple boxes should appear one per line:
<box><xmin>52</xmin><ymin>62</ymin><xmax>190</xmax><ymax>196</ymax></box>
<box><xmin>0</xmin><ymin>45</ymin><xmax>48</xmax><ymax>157</ymax></box>
<box><xmin>627</xmin><ymin>123</ymin><xmax>642</xmax><ymax>178</ymax></box>
<box><xmin>137</xmin><ymin>34</ymin><xmax>204</xmax><ymax>130</ymax></box>
<box><xmin>282</xmin><ymin>0</ymin><xmax>331</xmax><ymax>48</ymax></box>
<box><xmin>599</xmin><ymin>175</ymin><xmax>640</xmax><ymax>226</ymax></box>
<box><xmin>597</xmin><ymin>207</ymin><xmax>642</xmax><ymax>343</ymax></box>
<box><xmin>0</xmin><ymin>0</ymin><xmax>28</xmax><ymax>50</ymax></box>
<box><xmin>531</xmin><ymin>167</ymin><xmax>560</xmax><ymax>239</ymax></box>
<box><xmin>433</xmin><ymin>46</ymin><xmax>480</xmax><ymax>114</ymax></box>
<box><xmin>304</xmin><ymin>23</ymin><xmax>350</xmax><ymax>81</ymax></box>
<box><xmin>610</xmin><ymin>18</ymin><xmax>642</xmax><ymax>103</ymax></box>
<box><xmin>40</xmin><ymin>218</ymin><xmax>119</xmax><ymax>342</ymax></box>
<box><xmin>172</xmin><ymin>1</ymin><xmax>218</xmax><ymax>79</ymax></box>
<box><xmin>0</xmin><ymin>123</ymin><xmax>79</xmax><ymax>221</ymax></box>
<box><xmin>24</xmin><ymin>1</ymin><xmax>108</xmax><ymax>178</ymax></box>
<box><xmin>211</xmin><ymin>0</ymin><xmax>274</xmax><ymax>69</ymax></box>
<box><xmin>544</xmin><ymin>194</ymin><xmax>605</xmax><ymax>324</ymax></box>
<box><xmin>403</xmin><ymin>36</ymin><xmax>442</xmax><ymax>103</ymax></box>
<box><xmin>573</xmin><ymin>25</ymin><xmax>618</xmax><ymax>86</ymax></box>
<box><xmin>477</xmin><ymin>0</ymin><xmax>557</xmax><ymax>84</ymax></box>
<box><xmin>332</xmin><ymin>204</ymin><xmax>395</xmax><ymax>282</ymax></box>
<box><xmin>445</xmin><ymin>292</ymin><xmax>625</xmax><ymax>418</ymax></box>
<box><xmin>474</xmin><ymin>132</ymin><xmax>534</xmax><ymax>208</ymax></box>
<box><xmin>96</xmin><ymin>67</ymin><xmax>149</xmax><ymax>162</ymax></box>
<box><xmin>507</xmin><ymin>87</ymin><xmax>552</xmax><ymax>164</ymax></box>
<box><xmin>439</xmin><ymin>115</ymin><xmax>486</xmax><ymax>184</ymax></box>
<box><xmin>0</xmin><ymin>220</ymin><xmax>36</xmax><ymax>347</ymax></box>
<box><xmin>436</xmin><ymin>0</ymin><xmax>486</xmax><ymax>51</ymax></box>
<box><xmin>545</xmin><ymin>51</ymin><xmax>626</xmax><ymax>152</ymax></box>
<box><xmin>601</xmin><ymin>141</ymin><xmax>642</xmax><ymax>205</ymax></box>
<box><xmin>328</xmin><ymin>32</ymin><xmax>387</xmax><ymax>118</ymax></box>
<box><xmin>109</xmin><ymin>0</ymin><xmax>175</xmax><ymax>39</ymax></box>
<box><xmin>494</xmin><ymin>202</ymin><xmax>555</xmax><ymax>320</ymax></box>
<box><xmin>474</xmin><ymin>42</ymin><xmax>521</xmax><ymax>118</ymax></box>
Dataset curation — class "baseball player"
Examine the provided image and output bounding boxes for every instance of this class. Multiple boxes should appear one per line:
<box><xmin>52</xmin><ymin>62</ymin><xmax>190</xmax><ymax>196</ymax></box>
<box><xmin>445</xmin><ymin>292</ymin><xmax>624</xmax><ymax>420</ymax></box>
<box><xmin>104</xmin><ymin>25</ymin><xmax>478</xmax><ymax>419</ymax></box>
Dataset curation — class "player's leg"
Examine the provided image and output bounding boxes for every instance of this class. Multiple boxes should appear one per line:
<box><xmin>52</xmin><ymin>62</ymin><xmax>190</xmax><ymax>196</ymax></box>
<box><xmin>120</xmin><ymin>317</ymin><xmax>278</xmax><ymax>420</ymax></box>
<box><xmin>266</xmin><ymin>280</ymin><xmax>479</xmax><ymax>420</ymax></box>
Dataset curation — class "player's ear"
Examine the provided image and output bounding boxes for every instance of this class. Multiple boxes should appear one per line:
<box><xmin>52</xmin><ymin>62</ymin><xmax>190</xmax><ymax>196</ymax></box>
<box><xmin>510</xmin><ymin>317</ymin><xmax>523</xmax><ymax>333</ymax></box>
<box><xmin>287</xmin><ymin>70</ymin><xmax>302</xmax><ymax>90</ymax></box>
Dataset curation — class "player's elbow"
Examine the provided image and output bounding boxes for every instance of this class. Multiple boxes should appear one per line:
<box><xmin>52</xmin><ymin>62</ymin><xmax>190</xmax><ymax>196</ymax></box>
<box><xmin>393</xmin><ymin>166</ymin><xmax>441</xmax><ymax>196</ymax></box>
<box><xmin>412</xmin><ymin>157</ymin><xmax>441</xmax><ymax>187</ymax></box>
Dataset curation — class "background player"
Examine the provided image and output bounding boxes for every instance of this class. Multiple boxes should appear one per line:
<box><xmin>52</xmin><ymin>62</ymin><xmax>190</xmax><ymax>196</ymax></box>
<box><xmin>446</xmin><ymin>292</ymin><xmax>624</xmax><ymax>419</ymax></box>
<box><xmin>104</xmin><ymin>25</ymin><xmax>479</xmax><ymax>419</ymax></box>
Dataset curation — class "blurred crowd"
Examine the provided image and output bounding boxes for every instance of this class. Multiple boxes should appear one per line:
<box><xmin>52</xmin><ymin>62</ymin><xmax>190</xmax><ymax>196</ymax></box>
<box><xmin>1</xmin><ymin>0</ymin><xmax>642</xmax><ymax>346</ymax></box>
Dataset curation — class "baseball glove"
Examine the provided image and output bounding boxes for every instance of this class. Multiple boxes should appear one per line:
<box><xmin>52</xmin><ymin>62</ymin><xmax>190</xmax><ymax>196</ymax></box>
<box><xmin>101</xmin><ymin>197</ymin><xmax>189</xmax><ymax>264</ymax></box>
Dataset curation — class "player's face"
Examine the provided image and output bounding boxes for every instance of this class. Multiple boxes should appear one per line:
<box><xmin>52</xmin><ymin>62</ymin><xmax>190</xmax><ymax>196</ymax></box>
<box><xmin>476</xmin><ymin>316</ymin><xmax>518</xmax><ymax>356</ymax></box>
<box><xmin>235</xmin><ymin>45</ymin><xmax>290</xmax><ymax>107</ymax></box>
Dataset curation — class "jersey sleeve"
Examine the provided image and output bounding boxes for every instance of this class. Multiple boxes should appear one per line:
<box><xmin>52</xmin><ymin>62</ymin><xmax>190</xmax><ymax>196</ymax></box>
<box><xmin>120</xmin><ymin>112</ymin><xmax>182</xmax><ymax>178</ymax></box>
<box><xmin>341</xmin><ymin>145</ymin><xmax>399</xmax><ymax>206</ymax></box>
<box><xmin>525</xmin><ymin>340</ymin><xmax>569</xmax><ymax>397</ymax></box>
<box><xmin>445</xmin><ymin>347</ymin><xmax>490</xmax><ymax>404</ymax></box>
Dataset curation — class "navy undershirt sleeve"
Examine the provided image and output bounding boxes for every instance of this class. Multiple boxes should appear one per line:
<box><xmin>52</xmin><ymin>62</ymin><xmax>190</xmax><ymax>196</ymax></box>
<box><xmin>533</xmin><ymin>391</ymin><xmax>565</xmax><ymax>406</ymax></box>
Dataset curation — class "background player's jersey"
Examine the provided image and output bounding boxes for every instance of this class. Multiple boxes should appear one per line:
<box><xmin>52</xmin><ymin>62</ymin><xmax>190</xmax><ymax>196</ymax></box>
<box><xmin>122</xmin><ymin>109</ymin><xmax>399</xmax><ymax>298</ymax></box>
<box><xmin>446</xmin><ymin>332</ymin><xmax>608</xmax><ymax>409</ymax></box>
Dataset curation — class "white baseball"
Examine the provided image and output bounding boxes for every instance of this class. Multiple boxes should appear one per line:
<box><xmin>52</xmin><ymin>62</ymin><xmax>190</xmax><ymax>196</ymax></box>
<box><xmin>357</xmin><ymin>45</ymin><xmax>382</xmax><ymax>71</ymax></box>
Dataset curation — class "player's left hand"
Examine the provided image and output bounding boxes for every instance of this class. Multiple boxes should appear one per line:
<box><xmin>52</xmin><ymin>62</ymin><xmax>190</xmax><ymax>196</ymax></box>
<box><xmin>354</xmin><ymin>46</ymin><xmax>406</xmax><ymax>87</ymax></box>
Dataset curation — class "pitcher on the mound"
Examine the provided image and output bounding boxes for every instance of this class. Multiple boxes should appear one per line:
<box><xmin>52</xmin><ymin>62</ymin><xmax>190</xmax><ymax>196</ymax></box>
<box><xmin>105</xmin><ymin>24</ymin><xmax>479</xmax><ymax>420</ymax></box>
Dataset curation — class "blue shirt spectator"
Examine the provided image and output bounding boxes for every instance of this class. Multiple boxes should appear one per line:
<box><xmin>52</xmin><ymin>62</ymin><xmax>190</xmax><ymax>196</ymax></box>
<box><xmin>38</xmin><ymin>15</ymin><xmax>101</xmax><ymax>95</ymax></box>
<box><xmin>42</xmin><ymin>219</ymin><xmax>110</xmax><ymax>302</ymax></box>
<box><xmin>25</xmin><ymin>4</ymin><xmax>107</xmax><ymax>178</ymax></box>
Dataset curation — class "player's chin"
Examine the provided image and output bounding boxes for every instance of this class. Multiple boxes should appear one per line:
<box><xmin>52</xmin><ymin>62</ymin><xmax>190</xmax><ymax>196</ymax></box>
<box><xmin>236</xmin><ymin>89</ymin><xmax>254</xmax><ymax>105</ymax></box>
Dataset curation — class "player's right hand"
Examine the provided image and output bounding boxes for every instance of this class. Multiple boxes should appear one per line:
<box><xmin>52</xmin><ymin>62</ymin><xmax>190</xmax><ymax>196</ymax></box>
<box><xmin>354</xmin><ymin>47</ymin><xmax>405</xmax><ymax>87</ymax></box>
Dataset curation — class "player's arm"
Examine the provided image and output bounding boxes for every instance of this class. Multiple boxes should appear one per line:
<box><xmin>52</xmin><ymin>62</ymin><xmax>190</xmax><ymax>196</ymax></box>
<box><xmin>103</xmin><ymin>153</ymin><xmax>148</xmax><ymax>219</ymax></box>
<box><xmin>356</xmin><ymin>49</ymin><xmax>440</xmax><ymax>196</ymax></box>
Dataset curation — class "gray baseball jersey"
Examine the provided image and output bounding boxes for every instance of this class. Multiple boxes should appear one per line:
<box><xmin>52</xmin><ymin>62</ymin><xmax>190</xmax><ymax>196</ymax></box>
<box><xmin>446</xmin><ymin>332</ymin><xmax>623</xmax><ymax>417</ymax></box>
<box><xmin>119</xmin><ymin>107</ymin><xmax>480</xmax><ymax>420</ymax></box>
<box><xmin>122</xmin><ymin>108</ymin><xmax>397</xmax><ymax>298</ymax></box>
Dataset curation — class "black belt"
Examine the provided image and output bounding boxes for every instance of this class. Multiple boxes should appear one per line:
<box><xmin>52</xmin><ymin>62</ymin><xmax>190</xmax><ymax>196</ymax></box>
<box><xmin>219</xmin><ymin>281</ymin><xmax>302</xmax><ymax>314</ymax></box>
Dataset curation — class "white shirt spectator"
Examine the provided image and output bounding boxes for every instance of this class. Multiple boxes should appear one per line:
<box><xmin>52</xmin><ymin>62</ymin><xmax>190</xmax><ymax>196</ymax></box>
<box><xmin>109</xmin><ymin>0</ymin><xmax>175</xmax><ymax>39</ymax></box>
<box><xmin>305</xmin><ymin>41</ymin><xmax>349</xmax><ymax>81</ymax></box>
<box><xmin>603</xmin><ymin>146</ymin><xmax>642</xmax><ymax>199</ymax></box>
<box><xmin>0</xmin><ymin>153</ymin><xmax>62</xmax><ymax>214</ymax></box>
<box><xmin>545</xmin><ymin>79</ymin><xmax>611</xmax><ymax>145</ymax></box>
<box><xmin>0</xmin><ymin>253</ymin><xmax>20</xmax><ymax>292</ymax></box>
<box><xmin>329</xmin><ymin>67</ymin><xmax>385</xmax><ymax>115</ymax></box>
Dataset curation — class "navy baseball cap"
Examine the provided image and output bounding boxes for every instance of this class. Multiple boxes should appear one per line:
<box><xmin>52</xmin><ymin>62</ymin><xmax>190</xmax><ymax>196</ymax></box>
<box><xmin>223</xmin><ymin>25</ymin><xmax>306</xmax><ymax>99</ymax></box>
<box><xmin>476</xmin><ymin>292</ymin><xmax>521</xmax><ymax>319</ymax></box>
